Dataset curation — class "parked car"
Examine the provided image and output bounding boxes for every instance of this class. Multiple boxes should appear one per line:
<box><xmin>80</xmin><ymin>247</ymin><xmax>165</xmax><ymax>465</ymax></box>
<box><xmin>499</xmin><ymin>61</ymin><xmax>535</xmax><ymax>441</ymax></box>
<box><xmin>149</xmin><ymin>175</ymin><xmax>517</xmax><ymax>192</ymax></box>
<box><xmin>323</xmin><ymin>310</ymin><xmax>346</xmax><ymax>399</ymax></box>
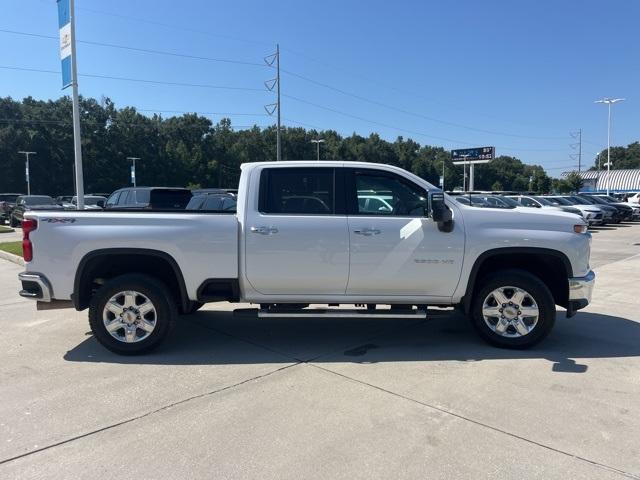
<box><xmin>506</xmin><ymin>195</ymin><xmax>583</xmax><ymax>219</ymax></box>
<box><xmin>19</xmin><ymin>161</ymin><xmax>594</xmax><ymax>354</ymax></box>
<box><xmin>578</xmin><ymin>194</ymin><xmax>634</xmax><ymax>221</ymax></box>
<box><xmin>589</xmin><ymin>194</ymin><xmax>640</xmax><ymax>220</ymax></box>
<box><xmin>566</xmin><ymin>195</ymin><xmax>620</xmax><ymax>223</ymax></box>
<box><xmin>55</xmin><ymin>195</ymin><xmax>74</xmax><ymax>205</ymax></box>
<box><xmin>0</xmin><ymin>193</ymin><xmax>24</xmax><ymax>224</ymax></box>
<box><xmin>625</xmin><ymin>192</ymin><xmax>640</xmax><ymax>204</ymax></box>
<box><xmin>543</xmin><ymin>196</ymin><xmax>604</xmax><ymax>226</ymax></box>
<box><xmin>65</xmin><ymin>196</ymin><xmax>107</xmax><ymax>210</ymax></box>
<box><xmin>105</xmin><ymin>187</ymin><xmax>192</xmax><ymax>210</ymax></box>
<box><xmin>10</xmin><ymin>195</ymin><xmax>64</xmax><ymax>227</ymax></box>
<box><xmin>186</xmin><ymin>193</ymin><xmax>237</xmax><ymax>212</ymax></box>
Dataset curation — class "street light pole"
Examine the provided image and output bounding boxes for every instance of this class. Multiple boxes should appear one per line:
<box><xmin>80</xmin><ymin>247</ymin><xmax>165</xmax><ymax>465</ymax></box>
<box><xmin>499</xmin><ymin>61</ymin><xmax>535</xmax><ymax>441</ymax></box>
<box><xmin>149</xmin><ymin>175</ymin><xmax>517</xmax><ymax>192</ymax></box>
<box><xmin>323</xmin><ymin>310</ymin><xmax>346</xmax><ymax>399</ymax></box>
<box><xmin>127</xmin><ymin>157</ymin><xmax>141</xmax><ymax>187</ymax></box>
<box><xmin>595</xmin><ymin>97</ymin><xmax>625</xmax><ymax>195</ymax></box>
<box><xmin>18</xmin><ymin>151</ymin><xmax>36</xmax><ymax>195</ymax></box>
<box><xmin>460</xmin><ymin>154</ymin><xmax>470</xmax><ymax>191</ymax></box>
<box><xmin>310</xmin><ymin>139</ymin><xmax>325</xmax><ymax>161</ymax></box>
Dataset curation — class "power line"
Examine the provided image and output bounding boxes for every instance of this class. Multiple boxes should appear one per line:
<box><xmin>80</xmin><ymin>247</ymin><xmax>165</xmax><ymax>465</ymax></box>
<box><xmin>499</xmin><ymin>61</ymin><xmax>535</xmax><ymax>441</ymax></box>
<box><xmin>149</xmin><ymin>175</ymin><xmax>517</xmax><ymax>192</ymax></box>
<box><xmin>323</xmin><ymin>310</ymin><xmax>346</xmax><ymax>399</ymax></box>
<box><xmin>0</xmin><ymin>28</ymin><xmax>266</xmax><ymax>67</ymax></box>
<box><xmin>0</xmin><ymin>65</ymin><xmax>267</xmax><ymax>92</ymax></box>
<box><xmin>279</xmin><ymin>67</ymin><xmax>566</xmax><ymax>141</ymax></box>
<box><xmin>1</xmin><ymin>27</ymin><xmax>569</xmax><ymax>142</ymax></box>
<box><xmin>283</xmin><ymin>93</ymin><xmax>565</xmax><ymax>152</ymax></box>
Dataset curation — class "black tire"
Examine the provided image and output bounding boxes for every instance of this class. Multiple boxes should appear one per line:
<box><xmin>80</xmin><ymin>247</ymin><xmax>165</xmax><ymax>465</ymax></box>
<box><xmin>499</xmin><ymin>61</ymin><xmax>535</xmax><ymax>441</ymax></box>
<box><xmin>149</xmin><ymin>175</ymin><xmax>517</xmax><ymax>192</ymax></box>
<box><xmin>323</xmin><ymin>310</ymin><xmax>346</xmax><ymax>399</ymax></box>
<box><xmin>470</xmin><ymin>269</ymin><xmax>556</xmax><ymax>349</ymax></box>
<box><xmin>88</xmin><ymin>273</ymin><xmax>176</xmax><ymax>355</ymax></box>
<box><xmin>184</xmin><ymin>301</ymin><xmax>204</xmax><ymax>314</ymax></box>
<box><xmin>9</xmin><ymin>215</ymin><xmax>17</xmax><ymax>228</ymax></box>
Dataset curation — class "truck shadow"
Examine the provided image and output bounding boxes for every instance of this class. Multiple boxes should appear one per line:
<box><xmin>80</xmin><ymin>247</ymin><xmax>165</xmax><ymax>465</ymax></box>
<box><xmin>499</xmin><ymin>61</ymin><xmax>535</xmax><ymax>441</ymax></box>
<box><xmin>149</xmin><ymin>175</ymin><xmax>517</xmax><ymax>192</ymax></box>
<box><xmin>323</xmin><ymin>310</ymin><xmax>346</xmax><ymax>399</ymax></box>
<box><xmin>64</xmin><ymin>309</ymin><xmax>640</xmax><ymax>372</ymax></box>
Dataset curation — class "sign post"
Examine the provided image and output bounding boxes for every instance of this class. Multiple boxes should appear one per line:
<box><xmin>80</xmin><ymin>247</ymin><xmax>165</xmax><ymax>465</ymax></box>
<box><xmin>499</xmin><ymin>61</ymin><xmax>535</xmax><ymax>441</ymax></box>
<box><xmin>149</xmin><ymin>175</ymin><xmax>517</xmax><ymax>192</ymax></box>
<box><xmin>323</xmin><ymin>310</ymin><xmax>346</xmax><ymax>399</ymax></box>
<box><xmin>451</xmin><ymin>146</ymin><xmax>495</xmax><ymax>192</ymax></box>
<box><xmin>57</xmin><ymin>0</ymin><xmax>84</xmax><ymax>209</ymax></box>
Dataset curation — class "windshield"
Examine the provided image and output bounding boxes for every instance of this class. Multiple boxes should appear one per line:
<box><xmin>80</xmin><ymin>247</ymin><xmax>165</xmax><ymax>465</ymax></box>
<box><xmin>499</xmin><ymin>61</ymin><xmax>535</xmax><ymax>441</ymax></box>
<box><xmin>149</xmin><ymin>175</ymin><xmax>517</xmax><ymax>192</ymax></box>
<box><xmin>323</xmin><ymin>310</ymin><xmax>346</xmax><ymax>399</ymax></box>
<box><xmin>569</xmin><ymin>196</ymin><xmax>592</xmax><ymax>205</ymax></box>
<box><xmin>583</xmin><ymin>195</ymin><xmax>608</xmax><ymax>205</ymax></box>
<box><xmin>23</xmin><ymin>196</ymin><xmax>54</xmax><ymax>205</ymax></box>
<box><xmin>532</xmin><ymin>196</ymin><xmax>553</xmax><ymax>206</ymax></box>
<box><xmin>546</xmin><ymin>197</ymin><xmax>571</xmax><ymax>206</ymax></box>
<box><xmin>496</xmin><ymin>196</ymin><xmax>520</xmax><ymax>207</ymax></box>
<box><xmin>0</xmin><ymin>195</ymin><xmax>20</xmax><ymax>202</ymax></box>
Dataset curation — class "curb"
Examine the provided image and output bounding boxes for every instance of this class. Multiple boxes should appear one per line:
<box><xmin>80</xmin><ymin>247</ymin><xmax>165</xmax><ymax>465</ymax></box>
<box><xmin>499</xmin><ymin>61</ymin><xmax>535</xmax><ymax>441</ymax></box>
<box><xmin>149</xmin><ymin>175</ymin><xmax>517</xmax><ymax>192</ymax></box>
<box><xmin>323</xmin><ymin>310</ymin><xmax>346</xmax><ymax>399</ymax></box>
<box><xmin>0</xmin><ymin>250</ymin><xmax>24</xmax><ymax>266</ymax></box>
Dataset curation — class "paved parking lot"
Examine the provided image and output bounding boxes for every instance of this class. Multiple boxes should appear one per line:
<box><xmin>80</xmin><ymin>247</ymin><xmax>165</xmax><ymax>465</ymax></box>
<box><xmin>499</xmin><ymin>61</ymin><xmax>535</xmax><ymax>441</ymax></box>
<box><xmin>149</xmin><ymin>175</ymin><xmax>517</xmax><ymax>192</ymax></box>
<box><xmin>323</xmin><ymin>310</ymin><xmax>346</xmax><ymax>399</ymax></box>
<box><xmin>0</xmin><ymin>223</ymin><xmax>639</xmax><ymax>479</ymax></box>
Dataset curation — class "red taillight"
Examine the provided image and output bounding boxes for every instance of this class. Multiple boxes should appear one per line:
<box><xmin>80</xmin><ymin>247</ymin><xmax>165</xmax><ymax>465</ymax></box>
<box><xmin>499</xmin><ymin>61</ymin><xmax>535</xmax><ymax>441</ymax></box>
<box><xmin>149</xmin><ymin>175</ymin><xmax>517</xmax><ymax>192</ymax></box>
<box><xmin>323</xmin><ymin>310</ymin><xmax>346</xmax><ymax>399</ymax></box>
<box><xmin>22</xmin><ymin>218</ymin><xmax>37</xmax><ymax>262</ymax></box>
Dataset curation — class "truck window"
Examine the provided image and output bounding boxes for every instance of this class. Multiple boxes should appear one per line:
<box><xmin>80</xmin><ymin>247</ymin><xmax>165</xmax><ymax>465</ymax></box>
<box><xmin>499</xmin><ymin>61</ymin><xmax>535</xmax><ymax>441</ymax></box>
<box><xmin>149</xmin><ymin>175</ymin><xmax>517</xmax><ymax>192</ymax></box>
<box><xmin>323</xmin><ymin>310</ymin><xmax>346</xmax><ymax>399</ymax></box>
<box><xmin>260</xmin><ymin>168</ymin><xmax>334</xmax><ymax>214</ymax></box>
<box><xmin>353</xmin><ymin>171</ymin><xmax>427</xmax><ymax>216</ymax></box>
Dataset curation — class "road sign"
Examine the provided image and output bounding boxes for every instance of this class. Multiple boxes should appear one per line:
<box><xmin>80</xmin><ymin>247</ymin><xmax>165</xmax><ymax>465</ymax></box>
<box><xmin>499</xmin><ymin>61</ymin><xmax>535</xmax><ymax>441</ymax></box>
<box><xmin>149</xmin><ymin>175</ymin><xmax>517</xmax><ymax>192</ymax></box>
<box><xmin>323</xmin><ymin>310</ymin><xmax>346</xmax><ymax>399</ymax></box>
<box><xmin>451</xmin><ymin>146</ymin><xmax>495</xmax><ymax>162</ymax></box>
<box><xmin>57</xmin><ymin>0</ymin><xmax>72</xmax><ymax>89</ymax></box>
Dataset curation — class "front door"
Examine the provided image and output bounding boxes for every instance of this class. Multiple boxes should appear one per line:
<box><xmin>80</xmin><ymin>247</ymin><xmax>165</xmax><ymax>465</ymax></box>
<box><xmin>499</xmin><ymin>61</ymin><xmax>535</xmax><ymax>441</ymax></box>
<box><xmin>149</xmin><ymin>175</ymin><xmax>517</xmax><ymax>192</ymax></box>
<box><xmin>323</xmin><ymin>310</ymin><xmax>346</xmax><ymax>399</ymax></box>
<box><xmin>244</xmin><ymin>167</ymin><xmax>350</xmax><ymax>295</ymax></box>
<box><xmin>346</xmin><ymin>168</ymin><xmax>464</xmax><ymax>297</ymax></box>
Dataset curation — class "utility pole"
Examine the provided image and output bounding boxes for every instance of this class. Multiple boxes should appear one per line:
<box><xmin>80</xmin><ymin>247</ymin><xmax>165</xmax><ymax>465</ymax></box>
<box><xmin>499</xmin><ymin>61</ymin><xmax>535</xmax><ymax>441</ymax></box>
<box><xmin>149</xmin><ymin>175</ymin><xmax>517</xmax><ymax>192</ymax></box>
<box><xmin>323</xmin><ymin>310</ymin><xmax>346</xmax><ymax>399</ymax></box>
<box><xmin>127</xmin><ymin>157</ymin><xmax>141</xmax><ymax>187</ymax></box>
<box><xmin>595</xmin><ymin>98</ymin><xmax>624</xmax><ymax>195</ymax></box>
<box><xmin>570</xmin><ymin>128</ymin><xmax>582</xmax><ymax>173</ymax></box>
<box><xmin>310</xmin><ymin>139</ymin><xmax>325</xmax><ymax>161</ymax></box>
<box><xmin>18</xmin><ymin>151</ymin><xmax>36</xmax><ymax>195</ymax></box>
<box><xmin>264</xmin><ymin>44</ymin><xmax>281</xmax><ymax>161</ymax></box>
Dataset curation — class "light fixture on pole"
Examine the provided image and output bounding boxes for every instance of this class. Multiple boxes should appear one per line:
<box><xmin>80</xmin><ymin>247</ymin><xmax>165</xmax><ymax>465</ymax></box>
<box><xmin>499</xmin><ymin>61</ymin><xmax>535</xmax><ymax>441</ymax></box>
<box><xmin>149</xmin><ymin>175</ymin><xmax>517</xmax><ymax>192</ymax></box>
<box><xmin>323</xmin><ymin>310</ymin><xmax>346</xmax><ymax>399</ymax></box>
<box><xmin>595</xmin><ymin>97</ymin><xmax>625</xmax><ymax>195</ymax></box>
<box><xmin>310</xmin><ymin>139</ymin><xmax>325</xmax><ymax>161</ymax></box>
<box><xmin>18</xmin><ymin>151</ymin><xmax>37</xmax><ymax>195</ymax></box>
<box><xmin>127</xmin><ymin>157</ymin><xmax>141</xmax><ymax>187</ymax></box>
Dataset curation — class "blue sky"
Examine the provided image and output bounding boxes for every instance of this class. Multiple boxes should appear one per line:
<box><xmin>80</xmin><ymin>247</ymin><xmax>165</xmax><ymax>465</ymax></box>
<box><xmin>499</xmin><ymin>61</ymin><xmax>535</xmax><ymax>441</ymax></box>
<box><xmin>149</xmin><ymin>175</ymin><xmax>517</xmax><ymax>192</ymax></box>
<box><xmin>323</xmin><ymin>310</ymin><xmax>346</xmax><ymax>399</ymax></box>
<box><xmin>1</xmin><ymin>0</ymin><xmax>638</xmax><ymax>175</ymax></box>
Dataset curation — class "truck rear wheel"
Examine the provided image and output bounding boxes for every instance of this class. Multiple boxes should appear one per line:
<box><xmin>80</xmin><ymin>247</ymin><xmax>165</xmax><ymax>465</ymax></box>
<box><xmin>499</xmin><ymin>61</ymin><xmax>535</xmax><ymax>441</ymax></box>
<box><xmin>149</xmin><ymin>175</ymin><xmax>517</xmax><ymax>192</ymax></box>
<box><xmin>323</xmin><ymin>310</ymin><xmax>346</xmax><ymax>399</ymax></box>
<box><xmin>88</xmin><ymin>274</ymin><xmax>176</xmax><ymax>355</ymax></box>
<box><xmin>471</xmin><ymin>269</ymin><xmax>555</xmax><ymax>349</ymax></box>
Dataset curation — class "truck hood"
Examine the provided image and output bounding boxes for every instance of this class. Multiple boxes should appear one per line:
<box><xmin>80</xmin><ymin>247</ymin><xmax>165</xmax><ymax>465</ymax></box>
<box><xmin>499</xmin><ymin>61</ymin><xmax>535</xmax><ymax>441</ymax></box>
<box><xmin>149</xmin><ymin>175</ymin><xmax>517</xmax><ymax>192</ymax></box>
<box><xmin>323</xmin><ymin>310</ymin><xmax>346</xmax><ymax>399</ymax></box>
<box><xmin>456</xmin><ymin>204</ymin><xmax>585</xmax><ymax>233</ymax></box>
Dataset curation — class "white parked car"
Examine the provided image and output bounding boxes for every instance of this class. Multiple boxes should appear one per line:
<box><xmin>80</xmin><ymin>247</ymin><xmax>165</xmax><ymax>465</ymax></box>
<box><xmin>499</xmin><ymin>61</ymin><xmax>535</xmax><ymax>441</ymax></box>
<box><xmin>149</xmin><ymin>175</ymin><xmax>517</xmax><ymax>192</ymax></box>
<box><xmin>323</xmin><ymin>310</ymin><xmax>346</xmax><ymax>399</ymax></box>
<box><xmin>18</xmin><ymin>161</ymin><xmax>594</xmax><ymax>354</ymax></box>
<box><xmin>626</xmin><ymin>192</ymin><xmax>640</xmax><ymax>205</ymax></box>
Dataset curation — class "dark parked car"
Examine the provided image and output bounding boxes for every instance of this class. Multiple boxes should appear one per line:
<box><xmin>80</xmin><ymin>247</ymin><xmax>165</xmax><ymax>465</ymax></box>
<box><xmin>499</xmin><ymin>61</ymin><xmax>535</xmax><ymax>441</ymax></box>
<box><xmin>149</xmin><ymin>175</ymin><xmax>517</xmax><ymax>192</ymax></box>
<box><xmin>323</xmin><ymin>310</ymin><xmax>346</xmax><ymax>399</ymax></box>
<box><xmin>0</xmin><ymin>193</ymin><xmax>24</xmax><ymax>224</ymax></box>
<box><xmin>10</xmin><ymin>195</ymin><xmax>64</xmax><ymax>227</ymax></box>
<box><xmin>577</xmin><ymin>194</ymin><xmax>633</xmax><ymax>221</ymax></box>
<box><xmin>186</xmin><ymin>192</ymin><xmax>237</xmax><ymax>212</ymax></box>
<box><xmin>105</xmin><ymin>187</ymin><xmax>192</xmax><ymax>210</ymax></box>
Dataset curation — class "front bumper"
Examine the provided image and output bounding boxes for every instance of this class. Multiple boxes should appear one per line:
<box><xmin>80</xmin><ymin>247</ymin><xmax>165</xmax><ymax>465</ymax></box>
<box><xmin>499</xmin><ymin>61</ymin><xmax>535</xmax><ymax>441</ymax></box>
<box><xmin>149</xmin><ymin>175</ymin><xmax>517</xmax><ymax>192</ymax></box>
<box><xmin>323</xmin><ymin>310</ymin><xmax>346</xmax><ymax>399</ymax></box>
<box><xmin>18</xmin><ymin>272</ymin><xmax>52</xmax><ymax>302</ymax></box>
<box><xmin>567</xmin><ymin>270</ymin><xmax>595</xmax><ymax>316</ymax></box>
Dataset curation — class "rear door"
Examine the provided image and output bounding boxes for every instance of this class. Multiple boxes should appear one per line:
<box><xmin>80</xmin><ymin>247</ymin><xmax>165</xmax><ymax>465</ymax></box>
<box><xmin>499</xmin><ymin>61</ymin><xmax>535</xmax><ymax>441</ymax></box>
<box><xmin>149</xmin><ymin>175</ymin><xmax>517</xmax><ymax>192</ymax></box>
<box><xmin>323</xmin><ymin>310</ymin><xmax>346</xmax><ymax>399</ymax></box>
<box><xmin>244</xmin><ymin>167</ymin><xmax>349</xmax><ymax>295</ymax></box>
<box><xmin>345</xmin><ymin>168</ymin><xmax>464</xmax><ymax>297</ymax></box>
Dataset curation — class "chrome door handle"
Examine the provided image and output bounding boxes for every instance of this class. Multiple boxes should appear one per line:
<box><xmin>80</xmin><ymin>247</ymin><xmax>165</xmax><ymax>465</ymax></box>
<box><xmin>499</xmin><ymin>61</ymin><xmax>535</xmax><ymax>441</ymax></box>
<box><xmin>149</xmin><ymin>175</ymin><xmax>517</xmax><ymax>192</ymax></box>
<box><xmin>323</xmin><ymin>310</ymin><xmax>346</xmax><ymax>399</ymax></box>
<box><xmin>353</xmin><ymin>228</ymin><xmax>381</xmax><ymax>236</ymax></box>
<box><xmin>250</xmin><ymin>226</ymin><xmax>278</xmax><ymax>235</ymax></box>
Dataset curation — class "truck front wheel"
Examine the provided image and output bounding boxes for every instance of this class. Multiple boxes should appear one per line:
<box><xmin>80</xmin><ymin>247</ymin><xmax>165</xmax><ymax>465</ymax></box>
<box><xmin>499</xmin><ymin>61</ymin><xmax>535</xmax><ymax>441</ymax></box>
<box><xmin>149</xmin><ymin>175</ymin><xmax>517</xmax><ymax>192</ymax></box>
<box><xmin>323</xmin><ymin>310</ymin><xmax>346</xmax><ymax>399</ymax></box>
<box><xmin>471</xmin><ymin>269</ymin><xmax>556</xmax><ymax>349</ymax></box>
<box><xmin>88</xmin><ymin>274</ymin><xmax>176</xmax><ymax>355</ymax></box>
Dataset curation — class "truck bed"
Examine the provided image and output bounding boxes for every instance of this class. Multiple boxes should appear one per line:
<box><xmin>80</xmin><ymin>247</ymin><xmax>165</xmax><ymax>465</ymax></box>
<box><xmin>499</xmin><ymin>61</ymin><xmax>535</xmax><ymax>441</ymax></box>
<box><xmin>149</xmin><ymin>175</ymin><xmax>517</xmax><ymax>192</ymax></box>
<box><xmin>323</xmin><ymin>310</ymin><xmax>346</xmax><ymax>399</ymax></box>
<box><xmin>25</xmin><ymin>210</ymin><xmax>239</xmax><ymax>302</ymax></box>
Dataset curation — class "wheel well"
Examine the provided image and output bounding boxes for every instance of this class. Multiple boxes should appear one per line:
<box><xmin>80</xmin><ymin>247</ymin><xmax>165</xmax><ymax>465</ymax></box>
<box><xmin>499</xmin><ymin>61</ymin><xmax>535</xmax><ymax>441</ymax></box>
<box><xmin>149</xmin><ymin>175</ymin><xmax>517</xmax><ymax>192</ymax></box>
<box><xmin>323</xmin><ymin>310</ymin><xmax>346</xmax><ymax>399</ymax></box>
<box><xmin>74</xmin><ymin>250</ymin><xmax>189</xmax><ymax>313</ymax></box>
<box><xmin>465</xmin><ymin>251</ymin><xmax>570</xmax><ymax>313</ymax></box>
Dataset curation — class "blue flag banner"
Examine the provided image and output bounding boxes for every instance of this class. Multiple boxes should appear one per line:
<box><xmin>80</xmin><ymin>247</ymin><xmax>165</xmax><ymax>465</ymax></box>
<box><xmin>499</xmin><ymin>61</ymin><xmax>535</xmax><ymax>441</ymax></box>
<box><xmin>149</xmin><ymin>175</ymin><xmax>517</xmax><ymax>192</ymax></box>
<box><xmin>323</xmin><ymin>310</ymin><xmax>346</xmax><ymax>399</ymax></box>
<box><xmin>57</xmin><ymin>0</ymin><xmax>72</xmax><ymax>89</ymax></box>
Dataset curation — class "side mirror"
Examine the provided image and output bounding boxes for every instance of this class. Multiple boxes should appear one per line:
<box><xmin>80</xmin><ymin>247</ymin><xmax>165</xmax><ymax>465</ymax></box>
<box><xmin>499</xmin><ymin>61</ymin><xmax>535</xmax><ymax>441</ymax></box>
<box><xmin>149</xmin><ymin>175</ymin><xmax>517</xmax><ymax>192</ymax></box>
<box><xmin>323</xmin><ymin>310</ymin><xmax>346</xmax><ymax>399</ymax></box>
<box><xmin>97</xmin><ymin>200</ymin><xmax>106</xmax><ymax>208</ymax></box>
<box><xmin>428</xmin><ymin>191</ymin><xmax>453</xmax><ymax>231</ymax></box>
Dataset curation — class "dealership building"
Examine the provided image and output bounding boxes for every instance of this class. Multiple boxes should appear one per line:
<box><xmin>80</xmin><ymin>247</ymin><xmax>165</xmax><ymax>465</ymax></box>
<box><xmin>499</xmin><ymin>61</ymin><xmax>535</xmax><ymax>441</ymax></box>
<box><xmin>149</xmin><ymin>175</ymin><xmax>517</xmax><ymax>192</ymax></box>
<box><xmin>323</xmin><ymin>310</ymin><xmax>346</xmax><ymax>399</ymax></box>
<box><xmin>569</xmin><ymin>168</ymin><xmax>640</xmax><ymax>192</ymax></box>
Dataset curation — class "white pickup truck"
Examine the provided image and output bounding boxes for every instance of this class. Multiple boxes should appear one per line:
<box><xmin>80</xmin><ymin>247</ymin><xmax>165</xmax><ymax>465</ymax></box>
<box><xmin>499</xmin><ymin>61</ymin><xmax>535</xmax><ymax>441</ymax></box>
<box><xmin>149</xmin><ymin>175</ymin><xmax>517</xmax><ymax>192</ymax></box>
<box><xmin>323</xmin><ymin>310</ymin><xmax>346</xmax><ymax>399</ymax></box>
<box><xmin>18</xmin><ymin>161</ymin><xmax>595</xmax><ymax>354</ymax></box>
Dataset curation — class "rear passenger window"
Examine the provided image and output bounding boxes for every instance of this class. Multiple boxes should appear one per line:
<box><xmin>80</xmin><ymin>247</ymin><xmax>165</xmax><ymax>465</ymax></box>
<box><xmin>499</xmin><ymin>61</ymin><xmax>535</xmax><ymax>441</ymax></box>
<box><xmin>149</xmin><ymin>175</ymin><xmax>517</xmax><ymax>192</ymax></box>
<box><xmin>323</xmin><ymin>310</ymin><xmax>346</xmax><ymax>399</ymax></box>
<box><xmin>260</xmin><ymin>168</ymin><xmax>334</xmax><ymax>214</ymax></box>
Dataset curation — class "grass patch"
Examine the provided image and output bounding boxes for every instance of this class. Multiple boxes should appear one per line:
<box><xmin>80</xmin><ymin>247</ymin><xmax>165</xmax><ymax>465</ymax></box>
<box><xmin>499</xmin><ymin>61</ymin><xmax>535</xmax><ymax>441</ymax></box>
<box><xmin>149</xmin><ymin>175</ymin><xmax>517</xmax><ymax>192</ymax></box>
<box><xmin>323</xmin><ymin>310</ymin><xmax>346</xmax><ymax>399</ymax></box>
<box><xmin>0</xmin><ymin>241</ymin><xmax>22</xmax><ymax>257</ymax></box>
<box><xmin>0</xmin><ymin>226</ymin><xmax>15</xmax><ymax>234</ymax></box>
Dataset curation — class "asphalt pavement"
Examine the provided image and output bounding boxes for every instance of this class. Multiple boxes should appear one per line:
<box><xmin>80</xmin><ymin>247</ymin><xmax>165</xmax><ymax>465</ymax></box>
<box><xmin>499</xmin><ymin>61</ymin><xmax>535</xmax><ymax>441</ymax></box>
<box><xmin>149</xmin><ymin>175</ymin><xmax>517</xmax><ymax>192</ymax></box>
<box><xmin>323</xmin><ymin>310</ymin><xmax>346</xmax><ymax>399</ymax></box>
<box><xmin>0</xmin><ymin>223</ymin><xmax>639</xmax><ymax>479</ymax></box>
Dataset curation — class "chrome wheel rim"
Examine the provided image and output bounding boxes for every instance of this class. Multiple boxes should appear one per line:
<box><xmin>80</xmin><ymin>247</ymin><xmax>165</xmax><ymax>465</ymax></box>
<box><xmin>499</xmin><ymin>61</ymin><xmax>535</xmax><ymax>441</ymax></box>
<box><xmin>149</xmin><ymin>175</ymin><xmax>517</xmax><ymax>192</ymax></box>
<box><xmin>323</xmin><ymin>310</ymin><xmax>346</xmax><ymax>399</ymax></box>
<box><xmin>102</xmin><ymin>290</ymin><xmax>157</xmax><ymax>343</ymax></box>
<box><xmin>482</xmin><ymin>286</ymin><xmax>539</xmax><ymax>338</ymax></box>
